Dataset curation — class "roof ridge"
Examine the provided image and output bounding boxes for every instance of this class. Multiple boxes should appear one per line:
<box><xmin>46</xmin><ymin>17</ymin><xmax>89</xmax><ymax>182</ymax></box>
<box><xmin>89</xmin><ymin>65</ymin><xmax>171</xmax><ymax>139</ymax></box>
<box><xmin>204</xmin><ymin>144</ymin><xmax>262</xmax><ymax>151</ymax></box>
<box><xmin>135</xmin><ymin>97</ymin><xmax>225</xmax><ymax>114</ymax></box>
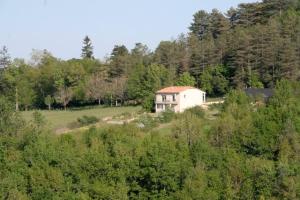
<box><xmin>157</xmin><ymin>86</ymin><xmax>197</xmax><ymax>93</ymax></box>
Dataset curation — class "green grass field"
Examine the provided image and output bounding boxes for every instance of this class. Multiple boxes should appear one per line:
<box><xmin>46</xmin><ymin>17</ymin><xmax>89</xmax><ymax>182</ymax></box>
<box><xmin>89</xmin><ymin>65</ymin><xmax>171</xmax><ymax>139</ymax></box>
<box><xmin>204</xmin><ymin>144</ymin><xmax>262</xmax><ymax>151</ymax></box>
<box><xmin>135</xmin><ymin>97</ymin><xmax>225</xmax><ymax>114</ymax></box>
<box><xmin>206</xmin><ymin>97</ymin><xmax>225</xmax><ymax>102</ymax></box>
<box><xmin>22</xmin><ymin>106</ymin><xmax>141</xmax><ymax>130</ymax></box>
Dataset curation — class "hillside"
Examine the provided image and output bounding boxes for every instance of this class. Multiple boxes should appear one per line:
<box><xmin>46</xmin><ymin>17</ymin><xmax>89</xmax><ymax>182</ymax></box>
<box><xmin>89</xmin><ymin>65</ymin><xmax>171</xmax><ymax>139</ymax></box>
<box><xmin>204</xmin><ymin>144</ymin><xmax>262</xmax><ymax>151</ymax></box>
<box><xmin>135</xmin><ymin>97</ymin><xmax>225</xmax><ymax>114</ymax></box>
<box><xmin>0</xmin><ymin>0</ymin><xmax>300</xmax><ymax>199</ymax></box>
<box><xmin>0</xmin><ymin>80</ymin><xmax>300</xmax><ymax>199</ymax></box>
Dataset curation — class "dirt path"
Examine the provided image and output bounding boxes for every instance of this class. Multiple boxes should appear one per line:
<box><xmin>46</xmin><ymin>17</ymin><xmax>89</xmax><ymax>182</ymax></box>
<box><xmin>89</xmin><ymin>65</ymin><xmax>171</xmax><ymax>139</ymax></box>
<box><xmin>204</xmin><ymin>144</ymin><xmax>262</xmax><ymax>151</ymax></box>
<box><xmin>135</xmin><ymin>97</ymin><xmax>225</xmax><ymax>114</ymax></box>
<box><xmin>55</xmin><ymin>117</ymin><xmax>137</xmax><ymax>135</ymax></box>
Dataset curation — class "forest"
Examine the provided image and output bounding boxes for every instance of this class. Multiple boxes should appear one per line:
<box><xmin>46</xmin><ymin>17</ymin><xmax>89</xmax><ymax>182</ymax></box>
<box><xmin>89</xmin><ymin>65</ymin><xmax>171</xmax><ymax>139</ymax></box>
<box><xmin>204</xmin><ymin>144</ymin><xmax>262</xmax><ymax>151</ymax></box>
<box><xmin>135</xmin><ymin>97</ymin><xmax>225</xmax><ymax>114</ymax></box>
<box><xmin>0</xmin><ymin>0</ymin><xmax>300</xmax><ymax>199</ymax></box>
<box><xmin>0</xmin><ymin>0</ymin><xmax>300</xmax><ymax>111</ymax></box>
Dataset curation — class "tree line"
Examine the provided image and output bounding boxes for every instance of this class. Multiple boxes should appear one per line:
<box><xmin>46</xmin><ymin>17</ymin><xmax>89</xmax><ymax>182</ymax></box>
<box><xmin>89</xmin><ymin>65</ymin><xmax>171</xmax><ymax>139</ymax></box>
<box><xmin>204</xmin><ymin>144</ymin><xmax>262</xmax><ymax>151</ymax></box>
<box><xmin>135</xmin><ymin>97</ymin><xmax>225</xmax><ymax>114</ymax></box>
<box><xmin>0</xmin><ymin>0</ymin><xmax>299</xmax><ymax>111</ymax></box>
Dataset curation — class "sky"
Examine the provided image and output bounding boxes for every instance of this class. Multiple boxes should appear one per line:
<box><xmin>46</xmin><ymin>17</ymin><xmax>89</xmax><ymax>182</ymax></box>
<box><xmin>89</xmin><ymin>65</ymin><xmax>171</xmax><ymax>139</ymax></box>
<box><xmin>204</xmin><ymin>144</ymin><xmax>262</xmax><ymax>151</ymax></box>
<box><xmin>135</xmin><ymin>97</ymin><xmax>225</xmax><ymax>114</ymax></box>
<box><xmin>0</xmin><ymin>0</ymin><xmax>260</xmax><ymax>60</ymax></box>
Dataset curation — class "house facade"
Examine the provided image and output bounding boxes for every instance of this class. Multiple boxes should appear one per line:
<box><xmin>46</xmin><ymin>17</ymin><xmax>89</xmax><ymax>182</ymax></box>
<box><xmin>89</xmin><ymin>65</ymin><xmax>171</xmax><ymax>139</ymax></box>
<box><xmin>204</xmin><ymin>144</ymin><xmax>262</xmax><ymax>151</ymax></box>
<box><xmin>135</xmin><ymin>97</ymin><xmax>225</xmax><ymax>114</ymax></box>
<box><xmin>155</xmin><ymin>86</ymin><xmax>206</xmax><ymax>113</ymax></box>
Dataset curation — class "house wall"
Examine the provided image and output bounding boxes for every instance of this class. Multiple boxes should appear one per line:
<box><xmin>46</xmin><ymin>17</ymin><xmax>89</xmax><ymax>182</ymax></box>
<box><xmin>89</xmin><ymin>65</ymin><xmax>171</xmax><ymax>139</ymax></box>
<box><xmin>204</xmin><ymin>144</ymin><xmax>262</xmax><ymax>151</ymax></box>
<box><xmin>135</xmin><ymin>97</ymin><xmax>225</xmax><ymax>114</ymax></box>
<box><xmin>178</xmin><ymin>89</ymin><xmax>205</xmax><ymax>112</ymax></box>
<box><xmin>155</xmin><ymin>93</ymin><xmax>180</xmax><ymax>113</ymax></box>
<box><xmin>155</xmin><ymin>89</ymin><xmax>205</xmax><ymax>113</ymax></box>
<box><xmin>155</xmin><ymin>94</ymin><xmax>177</xmax><ymax>103</ymax></box>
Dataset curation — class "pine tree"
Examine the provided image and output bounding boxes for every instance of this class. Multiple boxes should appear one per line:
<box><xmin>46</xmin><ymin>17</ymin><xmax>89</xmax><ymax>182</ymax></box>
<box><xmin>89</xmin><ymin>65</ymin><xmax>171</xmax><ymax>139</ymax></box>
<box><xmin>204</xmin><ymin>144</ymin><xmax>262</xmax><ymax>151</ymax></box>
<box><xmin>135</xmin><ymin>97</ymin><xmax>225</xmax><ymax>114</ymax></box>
<box><xmin>228</xmin><ymin>28</ymin><xmax>254</xmax><ymax>88</ymax></box>
<box><xmin>130</xmin><ymin>43</ymin><xmax>150</xmax><ymax>66</ymax></box>
<box><xmin>262</xmin><ymin>0</ymin><xmax>296</xmax><ymax>17</ymax></box>
<box><xmin>176</xmin><ymin>34</ymin><xmax>190</xmax><ymax>75</ymax></box>
<box><xmin>277</xmin><ymin>38</ymin><xmax>299</xmax><ymax>80</ymax></box>
<box><xmin>209</xmin><ymin>9</ymin><xmax>230</xmax><ymax>39</ymax></box>
<box><xmin>232</xmin><ymin>3</ymin><xmax>265</xmax><ymax>27</ymax></box>
<box><xmin>153</xmin><ymin>41</ymin><xmax>178</xmax><ymax>81</ymax></box>
<box><xmin>259</xmin><ymin>19</ymin><xmax>281</xmax><ymax>86</ymax></box>
<box><xmin>108</xmin><ymin>45</ymin><xmax>129</xmax><ymax>78</ymax></box>
<box><xmin>189</xmin><ymin>10</ymin><xmax>211</xmax><ymax>40</ymax></box>
<box><xmin>81</xmin><ymin>36</ymin><xmax>94</xmax><ymax>59</ymax></box>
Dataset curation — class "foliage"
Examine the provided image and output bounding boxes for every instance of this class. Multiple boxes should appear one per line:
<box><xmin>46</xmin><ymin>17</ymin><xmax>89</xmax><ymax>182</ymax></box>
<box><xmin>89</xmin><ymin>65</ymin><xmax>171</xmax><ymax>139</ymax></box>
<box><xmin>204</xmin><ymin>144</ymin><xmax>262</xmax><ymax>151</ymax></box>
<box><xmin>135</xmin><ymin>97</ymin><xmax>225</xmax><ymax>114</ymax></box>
<box><xmin>175</xmin><ymin>72</ymin><xmax>196</xmax><ymax>86</ymax></box>
<box><xmin>44</xmin><ymin>95</ymin><xmax>54</xmax><ymax>110</ymax></box>
<box><xmin>0</xmin><ymin>80</ymin><xmax>300</xmax><ymax>199</ymax></box>
<box><xmin>138</xmin><ymin>114</ymin><xmax>159</xmax><ymax>131</ymax></box>
<box><xmin>0</xmin><ymin>1</ymin><xmax>300</xmax><ymax>198</ymax></box>
<box><xmin>1</xmin><ymin>0</ymin><xmax>300</xmax><ymax>109</ymax></box>
<box><xmin>0</xmin><ymin>96</ymin><xmax>24</xmax><ymax>135</ymax></box>
<box><xmin>32</xmin><ymin>111</ymin><xmax>47</xmax><ymax>128</ymax></box>
<box><xmin>141</xmin><ymin>94</ymin><xmax>155</xmax><ymax>112</ymax></box>
<box><xmin>77</xmin><ymin>115</ymin><xmax>99</xmax><ymax>126</ymax></box>
<box><xmin>199</xmin><ymin>65</ymin><xmax>229</xmax><ymax>96</ymax></box>
<box><xmin>81</xmin><ymin>35</ymin><xmax>94</xmax><ymax>59</ymax></box>
<box><xmin>55</xmin><ymin>86</ymin><xmax>73</xmax><ymax>110</ymax></box>
<box><xmin>127</xmin><ymin>64</ymin><xmax>171</xmax><ymax>111</ymax></box>
<box><xmin>185</xmin><ymin>106</ymin><xmax>205</xmax><ymax>118</ymax></box>
<box><xmin>158</xmin><ymin>109</ymin><xmax>176</xmax><ymax>123</ymax></box>
<box><xmin>85</xmin><ymin>71</ymin><xmax>108</xmax><ymax>105</ymax></box>
<box><xmin>0</xmin><ymin>46</ymin><xmax>11</xmax><ymax>69</ymax></box>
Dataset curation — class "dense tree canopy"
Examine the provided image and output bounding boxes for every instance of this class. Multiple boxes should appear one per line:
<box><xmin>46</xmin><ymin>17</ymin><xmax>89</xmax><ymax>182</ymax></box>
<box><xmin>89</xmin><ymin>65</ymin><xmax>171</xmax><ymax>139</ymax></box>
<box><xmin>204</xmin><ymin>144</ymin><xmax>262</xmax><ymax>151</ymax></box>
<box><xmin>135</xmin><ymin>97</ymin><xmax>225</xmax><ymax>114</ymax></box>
<box><xmin>0</xmin><ymin>0</ymin><xmax>299</xmax><ymax>109</ymax></box>
<box><xmin>0</xmin><ymin>80</ymin><xmax>299</xmax><ymax>199</ymax></box>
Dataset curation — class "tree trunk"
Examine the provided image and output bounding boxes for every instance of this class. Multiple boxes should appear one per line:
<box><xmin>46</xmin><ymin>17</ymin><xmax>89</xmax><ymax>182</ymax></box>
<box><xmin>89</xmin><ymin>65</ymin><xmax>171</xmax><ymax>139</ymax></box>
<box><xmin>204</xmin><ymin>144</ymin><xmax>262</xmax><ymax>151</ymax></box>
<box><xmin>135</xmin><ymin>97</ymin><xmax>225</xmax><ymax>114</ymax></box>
<box><xmin>15</xmin><ymin>87</ymin><xmax>19</xmax><ymax>111</ymax></box>
<box><xmin>48</xmin><ymin>104</ymin><xmax>51</xmax><ymax>110</ymax></box>
<box><xmin>98</xmin><ymin>98</ymin><xmax>101</xmax><ymax>105</ymax></box>
<box><xmin>115</xmin><ymin>99</ymin><xmax>118</xmax><ymax>107</ymax></box>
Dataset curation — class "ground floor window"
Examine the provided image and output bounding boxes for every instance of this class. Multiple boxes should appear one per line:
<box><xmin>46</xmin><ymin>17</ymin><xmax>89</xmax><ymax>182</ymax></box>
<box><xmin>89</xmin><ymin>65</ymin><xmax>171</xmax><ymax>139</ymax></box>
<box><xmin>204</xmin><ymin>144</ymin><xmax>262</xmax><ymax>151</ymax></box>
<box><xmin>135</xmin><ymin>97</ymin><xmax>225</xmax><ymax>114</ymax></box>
<box><xmin>157</xmin><ymin>104</ymin><xmax>163</xmax><ymax>109</ymax></box>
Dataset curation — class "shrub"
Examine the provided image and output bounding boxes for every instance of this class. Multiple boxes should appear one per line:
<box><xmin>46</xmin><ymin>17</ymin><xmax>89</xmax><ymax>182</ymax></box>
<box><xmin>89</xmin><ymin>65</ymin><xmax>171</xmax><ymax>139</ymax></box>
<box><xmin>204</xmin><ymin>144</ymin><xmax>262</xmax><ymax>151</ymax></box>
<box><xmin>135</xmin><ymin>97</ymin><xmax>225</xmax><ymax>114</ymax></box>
<box><xmin>185</xmin><ymin>106</ymin><xmax>205</xmax><ymax>118</ymax></box>
<box><xmin>77</xmin><ymin>115</ymin><xmax>99</xmax><ymax>126</ymax></box>
<box><xmin>159</xmin><ymin>109</ymin><xmax>175</xmax><ymax>123</ymax></box>
<box><xmin>208</xmin><ymin>103</ymin><xmax>223</xmax><ymax>111</ymax></box>
<box><xmin>67</xmin><ymin>121</ymin><xmax>81</xmax><ymax>129</ymax></box>
<box><xmin>114</xmin><ymin>112</ymin><xmax>133</xmax><ymax>120</ymax></box>
<box><xmin>32</xmin><ymin>111</ymin><xmax>46</xmax><ymax>128</ymax></box>
<box><xmin>138</xmin><ymin>114</ymin><xmax>159</xmax><ymax>131</ymax></box>
<box><xmin>142</xmin><ymin>94</ymin><xmax>155</xmax><ymax>112</ymax></box>
<box><xmin>0</xmin><ymin>96</ymin><xmax>24</xmax><ymax>135</ymax></box>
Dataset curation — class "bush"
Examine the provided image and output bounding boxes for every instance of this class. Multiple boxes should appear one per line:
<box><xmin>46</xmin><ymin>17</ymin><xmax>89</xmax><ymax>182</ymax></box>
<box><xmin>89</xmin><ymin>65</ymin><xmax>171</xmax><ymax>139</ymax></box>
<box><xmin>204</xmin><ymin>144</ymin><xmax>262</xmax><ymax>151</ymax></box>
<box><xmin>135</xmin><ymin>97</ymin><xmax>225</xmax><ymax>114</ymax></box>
<box><xmin>0</xmin><ymin>96</ymin><xmax>24</xmax><ymax>135</ymax></box>
<box><xmin>67</xmin><ymin>121</ymin><xmax>81</xmax><ymax>129</ymax></box>
<box><xmin>208</xmin><ymin>103</ymin><xmax>223</xmax><ymax>111</ymax></box>
<box><xmin>185</xmin><ymin>106</ymin><xmax>205</xmax><ymax>118</ymax></box>
<box><xmin>159</xmin><ymin>109</ymin><xmax>175</xmax><ymax>123</ymax></box>
<box><xmin>142</xmin><ymin>94</ymin><xmax>155</xmax><ymax>112</ymax></box>
<box><xmin>77</xmin><ymin>115</ymin><xmax>99</xmax><ymax>126</ymax></box>
<box><xmin>32</xmin><ymin>111</ymin><xmax>46</xmax><ymax>128</ymax></box>
<box><xmin>138</xmin><ymin>114</ymin><xmax>159</xmax><ymax>131</ymax></box>
<box><xmin>114</xmin><ymin>112</ymin><xmax>133</xmax><ymax>120</ymax></box>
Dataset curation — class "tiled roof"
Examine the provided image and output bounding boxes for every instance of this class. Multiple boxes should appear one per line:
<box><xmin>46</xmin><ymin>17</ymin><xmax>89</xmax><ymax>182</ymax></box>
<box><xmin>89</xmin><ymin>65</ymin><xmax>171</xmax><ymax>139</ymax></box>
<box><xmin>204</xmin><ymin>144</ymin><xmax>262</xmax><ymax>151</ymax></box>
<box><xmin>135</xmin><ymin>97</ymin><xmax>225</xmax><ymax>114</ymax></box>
<box><xmin>156</xmin><ymin>86</ymin><xmax>195</xmax><ymax>93</ymax></box>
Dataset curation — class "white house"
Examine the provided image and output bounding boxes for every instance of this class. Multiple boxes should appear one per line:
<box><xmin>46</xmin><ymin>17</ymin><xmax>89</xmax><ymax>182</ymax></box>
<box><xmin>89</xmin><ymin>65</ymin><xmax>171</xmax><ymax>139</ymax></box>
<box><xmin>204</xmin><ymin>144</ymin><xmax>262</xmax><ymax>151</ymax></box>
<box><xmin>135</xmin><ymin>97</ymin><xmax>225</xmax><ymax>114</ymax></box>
<box><xmin>155</xmin><ymin>86</ymin><xmax>206</xmax><ymax>113</ymax></box>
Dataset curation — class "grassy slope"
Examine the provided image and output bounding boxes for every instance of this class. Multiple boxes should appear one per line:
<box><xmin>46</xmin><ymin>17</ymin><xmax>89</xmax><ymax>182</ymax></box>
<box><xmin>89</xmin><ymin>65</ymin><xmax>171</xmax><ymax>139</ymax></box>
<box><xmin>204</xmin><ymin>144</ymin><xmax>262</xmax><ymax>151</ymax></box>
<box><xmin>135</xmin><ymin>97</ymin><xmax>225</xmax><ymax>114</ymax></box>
<box><xmin>22</xmin><ymin>106</ymin><xmax>141</xmax><ymax>130</ymax></box>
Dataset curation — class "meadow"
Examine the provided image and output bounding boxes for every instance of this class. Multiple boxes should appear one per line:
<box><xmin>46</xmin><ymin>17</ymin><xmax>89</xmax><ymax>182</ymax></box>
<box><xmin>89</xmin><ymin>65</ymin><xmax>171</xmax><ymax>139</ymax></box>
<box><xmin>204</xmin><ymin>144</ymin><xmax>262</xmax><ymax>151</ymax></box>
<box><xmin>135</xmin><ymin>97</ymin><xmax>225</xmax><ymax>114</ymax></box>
<box><xmin>21</xmin><ymin>106</ymin><xmax>141</xmax><ymax>131</ymax></box>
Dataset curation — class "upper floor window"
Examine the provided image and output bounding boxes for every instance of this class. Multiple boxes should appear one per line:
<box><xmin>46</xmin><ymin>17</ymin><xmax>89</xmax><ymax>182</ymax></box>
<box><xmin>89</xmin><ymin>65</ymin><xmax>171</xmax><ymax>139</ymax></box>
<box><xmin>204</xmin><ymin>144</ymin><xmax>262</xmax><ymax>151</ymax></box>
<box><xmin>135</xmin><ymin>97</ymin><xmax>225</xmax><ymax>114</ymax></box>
<box><xmin>162</xmin><ymin>95</ymin><xmax>166</xmax><ymax>102</ymax></box>
<box><xmin>172</xmin><ymin>94</ymin><xmax>176</xmax><ymax>101</ymax></box>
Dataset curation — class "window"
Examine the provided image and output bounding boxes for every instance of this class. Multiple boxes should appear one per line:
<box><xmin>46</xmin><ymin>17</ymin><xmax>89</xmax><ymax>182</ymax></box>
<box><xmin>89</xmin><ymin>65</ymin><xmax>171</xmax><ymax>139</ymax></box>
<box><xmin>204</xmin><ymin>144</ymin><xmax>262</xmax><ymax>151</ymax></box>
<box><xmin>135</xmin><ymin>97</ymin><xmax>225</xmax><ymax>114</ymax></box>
<box><xmin>162</xmin><ymin>95</ymin><xmax>166</xmax><ymax>102</ymax></box>
<box><xmin>157</xmin><ymin>104</ymin><xmax>163</xmax><ymax>109</ymax></box>
<box><xmin>172</xmin><ymin>94</ymin><xmax>176</xmax><ymax>101</ymax></box>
